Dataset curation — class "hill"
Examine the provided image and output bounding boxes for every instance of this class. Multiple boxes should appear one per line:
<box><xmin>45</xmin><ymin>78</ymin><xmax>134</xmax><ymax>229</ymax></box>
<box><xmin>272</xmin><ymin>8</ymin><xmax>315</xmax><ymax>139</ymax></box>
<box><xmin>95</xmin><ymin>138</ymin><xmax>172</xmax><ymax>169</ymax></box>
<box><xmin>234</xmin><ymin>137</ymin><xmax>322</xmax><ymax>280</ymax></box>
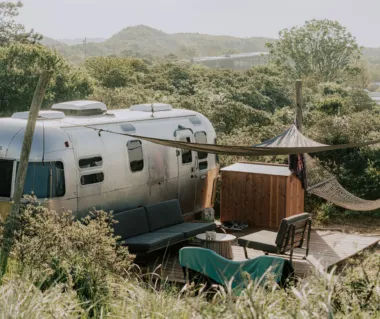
<box><xmin>41</xmin><ymin>25</ymin><xmax>273</xmax><ymax>63</ymax></box>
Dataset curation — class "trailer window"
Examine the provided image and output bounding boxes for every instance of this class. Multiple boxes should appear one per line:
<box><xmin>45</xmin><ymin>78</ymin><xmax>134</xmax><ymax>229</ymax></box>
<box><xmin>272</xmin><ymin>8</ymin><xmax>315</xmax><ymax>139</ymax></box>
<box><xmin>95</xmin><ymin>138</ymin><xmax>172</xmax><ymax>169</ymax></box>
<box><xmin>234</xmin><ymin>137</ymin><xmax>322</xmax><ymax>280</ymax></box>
<box><xmin>180</xmin><ymin>137</ymin><xmax>192</xmax><ymax>164</ymax></box>
<box><xmin>23</xmin><ymin>162</ymin><xmax>65</xmax><ymax>198</ymax></box>
<box><xmin>0</xmin><ymin>160</ymin><xmax>14</xmax><ymax>198</ymax></box>
<box><xmin>79</xmin><ymin>156</ymin><xmax>103</xmax><ymax>169</ymax></box>
<box><xmin>194</xmin><ymin>132</ymin><xmax>208</xmax><ymax>160</ymax></box>
<box><xmin>195</xmin><ymin>132</ymin><xmax>208</xmax><ymax>170</ymax></box>
<box><xmin>214</xmin><ymin>137</ymin><xmax>219</xmax><ymax>164</ymax></box>
<box><xmin>199</xmin><ymin>161</ymin><xmax>208</xmax><ymax>170</ymax></box>
<box><xmin>81</xmin><ymin>172</ymin><xmax>104</xmax><ymax>185</ymax></box>
<box><xmin>127</xmin><ymin>140</ymin><xmax>144</xmax><ymax>172</ymax></box>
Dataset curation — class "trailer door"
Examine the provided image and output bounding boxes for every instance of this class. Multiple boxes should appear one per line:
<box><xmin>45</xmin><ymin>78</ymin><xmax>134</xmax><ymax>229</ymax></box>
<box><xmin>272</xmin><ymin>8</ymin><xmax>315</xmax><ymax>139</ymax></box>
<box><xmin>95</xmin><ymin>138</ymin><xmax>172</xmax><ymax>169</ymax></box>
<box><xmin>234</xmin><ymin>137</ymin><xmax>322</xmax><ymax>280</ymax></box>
<box><xmin>67</xmin><ymin>128</ymin><xmax>105</xmax><ymax>215</ymax></box>
<box><xmin>193</xmin><ymin>131</ymin><xmax>210</xmax><ymax>211</ymax></box>
<box><xmin>175</xmin><ymin>129</ymin><xmax>196</xmax><ymax>215</ymax></box>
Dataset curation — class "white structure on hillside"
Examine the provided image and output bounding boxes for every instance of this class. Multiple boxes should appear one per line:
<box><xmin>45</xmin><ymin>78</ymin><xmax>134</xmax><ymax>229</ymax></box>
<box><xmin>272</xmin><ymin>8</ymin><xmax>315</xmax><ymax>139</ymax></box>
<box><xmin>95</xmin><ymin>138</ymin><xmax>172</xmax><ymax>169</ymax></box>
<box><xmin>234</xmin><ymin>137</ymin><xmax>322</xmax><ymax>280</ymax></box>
<box><xmin>191</xmin><ymin>52</ymin><xmax>270</xmax><ymax>70</ymax></box>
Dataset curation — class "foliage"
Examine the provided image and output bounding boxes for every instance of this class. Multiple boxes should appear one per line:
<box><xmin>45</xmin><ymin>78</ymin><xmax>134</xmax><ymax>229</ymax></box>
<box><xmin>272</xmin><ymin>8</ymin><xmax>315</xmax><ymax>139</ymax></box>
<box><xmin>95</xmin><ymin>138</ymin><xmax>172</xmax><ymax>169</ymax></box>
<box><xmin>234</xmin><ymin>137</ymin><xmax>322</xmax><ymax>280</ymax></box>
<box><xmin>10</xmin><ymin>203</ymin><xmax>134</xmax><ymax>315</ymax></box>
<box><xmin>267</xmin><ymin>19</ymin><xmax>362</xmax><ymax>82</ymax></box>
<box><xmin>85</xmin><ymin>56</ymin><xmax>147</xmax><ymax>88</ymax></box>
<box><xmin>0</xmin><ymin>1</ymin><xmax>41</xmax><ymax>45</ymax></box>
<box><xmin>0</xmin><ymin>43</ymin><xmax>93</xmax><ymax>115</ymax></box>
<box><xmin>86</xmin><ymin>59</ymin><xmax>292</xmax><ymax>113</ymax></box>
<box><xmin>315</xmin><ymin>202</ymin><xmax>340</xmax><ymax>224</ymax></box>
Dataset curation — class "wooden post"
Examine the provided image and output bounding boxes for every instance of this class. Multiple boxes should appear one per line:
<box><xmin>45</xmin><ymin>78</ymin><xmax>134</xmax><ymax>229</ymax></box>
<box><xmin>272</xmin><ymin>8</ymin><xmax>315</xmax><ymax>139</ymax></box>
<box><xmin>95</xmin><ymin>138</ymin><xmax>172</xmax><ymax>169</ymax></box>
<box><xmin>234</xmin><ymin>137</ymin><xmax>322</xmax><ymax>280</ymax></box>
<box><xmin>295</xmin><ymin>80</ymin><xmax>303</xmax><ymax>133</ymax></box>
<box><xmin>0</xmin><ymin>71</ymin><xmax>52</xmax><ymax>279</ymax></box>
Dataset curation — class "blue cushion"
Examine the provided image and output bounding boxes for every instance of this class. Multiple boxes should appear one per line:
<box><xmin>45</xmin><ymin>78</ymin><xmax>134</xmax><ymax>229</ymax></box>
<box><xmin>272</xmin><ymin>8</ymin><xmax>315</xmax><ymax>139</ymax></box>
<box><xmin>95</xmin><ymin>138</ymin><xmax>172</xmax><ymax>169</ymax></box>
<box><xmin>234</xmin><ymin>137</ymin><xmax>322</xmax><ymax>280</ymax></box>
<box><xmin>155</xmin><ymin>222</ymin><xmax>216</xmax><ymax>238</ymax></box>
<box><xmin>124</xmin><ymin>232</ymin><xmax>184</xmax><ymax>252</ymax></box>
<box><xmin>145</xmin><ymin>199</ymin><xmax>184</xmax><ymax>231</ymax></box>
<box><xmin>238</xmin><ymin>230</ymin><xmax>278</xmax><ymax>253</ymax></box>
<box><xmin>113</xmin><ymin>207</ymin><xmax>149</xmax><ymax>239</ymax></box>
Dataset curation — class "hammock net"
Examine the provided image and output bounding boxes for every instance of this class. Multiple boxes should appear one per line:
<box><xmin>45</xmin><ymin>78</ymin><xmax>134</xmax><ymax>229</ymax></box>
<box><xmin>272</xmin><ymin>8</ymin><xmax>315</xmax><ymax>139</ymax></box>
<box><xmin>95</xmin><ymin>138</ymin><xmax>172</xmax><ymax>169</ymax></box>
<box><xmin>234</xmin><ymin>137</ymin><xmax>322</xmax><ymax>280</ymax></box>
<box><xmin>305</xmin><ymin>154</ymin><xmax>380</xmax><ymax>211</ymax></box>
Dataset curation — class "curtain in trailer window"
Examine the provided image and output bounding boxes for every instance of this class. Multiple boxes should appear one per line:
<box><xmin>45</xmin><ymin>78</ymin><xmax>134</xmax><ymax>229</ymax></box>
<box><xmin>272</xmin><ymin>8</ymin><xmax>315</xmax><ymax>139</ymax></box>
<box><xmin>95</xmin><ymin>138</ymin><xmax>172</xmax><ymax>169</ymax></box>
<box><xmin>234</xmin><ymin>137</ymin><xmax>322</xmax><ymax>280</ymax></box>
<box><xmin>194</xmin><ymin>132</ymin><xmax>208</xmax><ymax>160</ymax></box>
<box><xmin>127</xmin><ymin>140</ymin><xmax>144</xmax><ymax>172</ymax></box>
<box><xmin>195</xmin><ymin>132</ymin><xmax>208</xmax><ymax>170</ymax></box>
<box><xmin>23</xmin><ymin>162</ymin><xmax>65</xmax><ymax>198</ymax></box>
<box><xmin>0</xmin><ymin>160</ymin><xmax>13</xmax><ymax>197</ymax></box>
<box><xmin>180</xmin><ymin>137</ymin><xmax>193</xmax><ymax>164</ymax></box>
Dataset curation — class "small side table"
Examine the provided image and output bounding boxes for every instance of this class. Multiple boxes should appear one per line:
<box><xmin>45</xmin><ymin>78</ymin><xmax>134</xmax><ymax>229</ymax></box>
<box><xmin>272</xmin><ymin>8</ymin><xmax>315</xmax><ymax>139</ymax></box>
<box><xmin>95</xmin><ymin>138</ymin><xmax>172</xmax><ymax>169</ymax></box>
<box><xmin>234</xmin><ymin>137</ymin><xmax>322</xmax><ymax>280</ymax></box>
<box><xmin>196</xmin><ymin>233</ymin><xmax>236</xmax><ymax>259</ymax></box>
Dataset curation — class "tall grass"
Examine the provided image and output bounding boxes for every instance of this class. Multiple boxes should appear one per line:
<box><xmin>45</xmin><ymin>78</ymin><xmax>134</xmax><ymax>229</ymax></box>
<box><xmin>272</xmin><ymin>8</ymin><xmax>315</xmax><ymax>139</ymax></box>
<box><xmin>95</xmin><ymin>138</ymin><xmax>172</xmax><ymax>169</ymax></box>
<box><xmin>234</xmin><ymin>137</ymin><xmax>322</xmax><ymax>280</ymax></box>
<box><xmin>0</xmin><ymin>278</ymin><xmax>83</xmax><ymax>318</ymax></box>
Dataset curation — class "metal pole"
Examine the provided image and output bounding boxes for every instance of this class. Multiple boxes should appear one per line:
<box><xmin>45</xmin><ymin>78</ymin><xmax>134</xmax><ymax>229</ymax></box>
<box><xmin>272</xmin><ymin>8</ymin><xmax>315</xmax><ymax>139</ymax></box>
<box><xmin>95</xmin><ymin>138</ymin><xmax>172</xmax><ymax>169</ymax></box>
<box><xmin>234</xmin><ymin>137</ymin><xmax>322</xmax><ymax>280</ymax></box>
<box><xmin>295</xmin><ymin>80</ymin><xmax>303</xmax><ymax>133</ymax></box>
<box><xmin>0</xmin><ymin>70</ymin><xmax>52</xmax><ymax>279</ymax></box>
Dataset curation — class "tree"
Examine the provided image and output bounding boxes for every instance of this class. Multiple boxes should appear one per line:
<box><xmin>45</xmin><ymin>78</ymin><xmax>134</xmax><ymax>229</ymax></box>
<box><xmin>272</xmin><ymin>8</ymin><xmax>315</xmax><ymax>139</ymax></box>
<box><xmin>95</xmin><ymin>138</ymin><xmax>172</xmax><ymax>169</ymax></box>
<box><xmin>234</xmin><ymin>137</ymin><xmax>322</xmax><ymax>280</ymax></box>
<box><xmin>267</xmin><ymin>20</ymin><xmax>362</xmax><ymax>82</ymax></box>
<box><xmin>85</xmin><ymin>56</ymin><xmax>147</xmax><ymax>88</ymax></box>
<box><xmin>0</xmin><ymin>43</ymin><xmax>93</xmax><ymax>115</ymax></box>
<box><xmin>0</xmin><ymin>1</ymin><xmax>41</xmax><ymax>45</ymax></box>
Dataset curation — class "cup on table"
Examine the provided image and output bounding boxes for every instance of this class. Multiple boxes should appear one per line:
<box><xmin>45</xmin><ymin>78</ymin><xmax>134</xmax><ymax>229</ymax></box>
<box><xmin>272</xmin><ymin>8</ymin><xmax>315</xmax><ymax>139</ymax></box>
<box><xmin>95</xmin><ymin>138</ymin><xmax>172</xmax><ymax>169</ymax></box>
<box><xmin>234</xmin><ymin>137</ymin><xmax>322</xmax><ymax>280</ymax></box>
<box><xmin>206</xmin><ymin>231</ymin><xmax>217</xmax><ymax>240</ymax></box>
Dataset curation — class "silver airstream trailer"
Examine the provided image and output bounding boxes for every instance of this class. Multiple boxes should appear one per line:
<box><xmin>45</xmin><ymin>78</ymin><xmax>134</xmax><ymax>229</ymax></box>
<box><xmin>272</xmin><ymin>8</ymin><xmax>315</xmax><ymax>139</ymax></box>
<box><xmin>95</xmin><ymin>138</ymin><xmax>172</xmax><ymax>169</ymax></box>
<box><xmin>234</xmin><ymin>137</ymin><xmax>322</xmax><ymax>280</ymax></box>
<box><xmin>0</xmin><ymin>101</ymin><xmax>218</xmax><ymax>218</ymax></box>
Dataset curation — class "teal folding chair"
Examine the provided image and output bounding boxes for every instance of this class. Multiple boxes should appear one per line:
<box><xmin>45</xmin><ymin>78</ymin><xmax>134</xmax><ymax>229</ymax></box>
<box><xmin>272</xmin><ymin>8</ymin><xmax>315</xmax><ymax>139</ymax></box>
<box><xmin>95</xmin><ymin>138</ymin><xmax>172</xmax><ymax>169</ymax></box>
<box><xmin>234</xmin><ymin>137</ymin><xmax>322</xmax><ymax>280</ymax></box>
<box><xmin>179</xmin><ymin>247</ymin><xmax>294</xmax><ymax>292</ymax></box>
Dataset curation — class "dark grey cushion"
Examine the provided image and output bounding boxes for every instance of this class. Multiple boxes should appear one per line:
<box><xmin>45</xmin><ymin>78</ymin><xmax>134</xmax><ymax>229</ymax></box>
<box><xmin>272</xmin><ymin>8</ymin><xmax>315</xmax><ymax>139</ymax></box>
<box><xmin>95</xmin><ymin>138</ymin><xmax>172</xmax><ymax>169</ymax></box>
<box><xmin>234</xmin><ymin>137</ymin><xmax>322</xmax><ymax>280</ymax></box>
<box><xmin>155</xmin><ymin>222</ymin><xmax>216</xmax><ymax>238</ymax></box>
<box><xmin>123</xmin><ymin>232</ymin><xmax>184</xmax><ymax>252</ymax></box>
<box><xmin>238</xmin><ymin>230</ymin><xmax>278</xmax><ymax>253</ymax></box>
<box><xmin>275</xmin><ymin>213</ymin><xmax>311</xmax><ymax>246</ymax></box>
<box><xmin>113</xmin><ymin>207</ymin><xmax>149</xmax><ymax>239</ymax></box>
<box><xmin>145</xmin><ymin>199</ymin><xmax>184</xmax><ymax>231</ymax></box>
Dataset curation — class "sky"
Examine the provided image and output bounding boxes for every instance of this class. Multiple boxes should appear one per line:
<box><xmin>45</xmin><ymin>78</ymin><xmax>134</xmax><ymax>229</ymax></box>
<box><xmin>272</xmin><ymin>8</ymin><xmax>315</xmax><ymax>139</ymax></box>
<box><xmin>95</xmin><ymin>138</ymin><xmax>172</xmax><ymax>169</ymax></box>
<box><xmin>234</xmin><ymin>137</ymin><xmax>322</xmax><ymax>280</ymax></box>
<box><xmin>17</xmin><ymin>0</ymin><xmax>380</xmax><ymax>47</ymax></box>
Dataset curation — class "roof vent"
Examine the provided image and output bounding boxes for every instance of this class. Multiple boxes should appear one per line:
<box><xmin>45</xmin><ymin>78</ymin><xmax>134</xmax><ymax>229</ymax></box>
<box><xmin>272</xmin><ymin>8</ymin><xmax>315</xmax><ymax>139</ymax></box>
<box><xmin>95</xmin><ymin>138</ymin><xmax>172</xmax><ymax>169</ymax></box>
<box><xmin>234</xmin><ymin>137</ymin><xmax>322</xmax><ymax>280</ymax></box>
<box><xmin>130</xmin><ymin>103</ymin><xmax>172</xmax><ymax>112</ymax></box>
<box><xmin>51</xmin><ymin>100</ymin><xmax>107</xmax><ymax>116</ymax></box>
<box><xmin>12</xmin><ymin>110</ymin><xmax>65</xmax><ymax>120</ymax></box>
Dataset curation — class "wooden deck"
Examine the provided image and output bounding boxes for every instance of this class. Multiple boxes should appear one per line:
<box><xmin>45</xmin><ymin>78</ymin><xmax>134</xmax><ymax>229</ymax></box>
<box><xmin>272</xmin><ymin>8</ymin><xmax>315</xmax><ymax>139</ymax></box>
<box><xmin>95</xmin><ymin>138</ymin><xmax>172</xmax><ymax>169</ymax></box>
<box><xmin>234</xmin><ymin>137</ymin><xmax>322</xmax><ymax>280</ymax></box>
<box><xmin>138</xmin><ymin>229</ymin><xmax>380</xmax><ymax>283</ymax></box>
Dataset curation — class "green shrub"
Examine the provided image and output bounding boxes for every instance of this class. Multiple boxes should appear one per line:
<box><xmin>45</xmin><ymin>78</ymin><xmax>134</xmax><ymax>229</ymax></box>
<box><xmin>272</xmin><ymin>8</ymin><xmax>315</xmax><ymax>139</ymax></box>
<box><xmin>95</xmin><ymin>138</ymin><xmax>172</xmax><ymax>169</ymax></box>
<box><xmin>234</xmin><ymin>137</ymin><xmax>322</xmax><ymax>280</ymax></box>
<box><xmin>11</xmin><ymin>204</ymin><xmax>134</xmax><ymax>315</ymax></box>
<box><xmin>316</xmin><ymin>95</ymin><xmax>346</xmax><ymax>115</ymax></box>
<box><xmin>315</xmin><ymin>202</ymin><xmax>340</xmax><ymax>224</ymax></box>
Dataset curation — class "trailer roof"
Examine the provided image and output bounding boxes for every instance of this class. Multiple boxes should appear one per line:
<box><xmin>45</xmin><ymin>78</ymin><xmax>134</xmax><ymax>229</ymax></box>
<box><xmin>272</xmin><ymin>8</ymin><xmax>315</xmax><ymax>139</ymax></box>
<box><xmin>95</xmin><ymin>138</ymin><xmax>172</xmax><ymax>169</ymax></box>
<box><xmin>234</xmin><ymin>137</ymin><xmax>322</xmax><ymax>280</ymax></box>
<box><xmin>9</xmin><ymin>108</ymin><xmax>201</xmax><ymax>128</ymax></box>
<box><xmin>221</xmin><ymin>162</ymin><xmax>292</xmax><ymax>176</ymax></box>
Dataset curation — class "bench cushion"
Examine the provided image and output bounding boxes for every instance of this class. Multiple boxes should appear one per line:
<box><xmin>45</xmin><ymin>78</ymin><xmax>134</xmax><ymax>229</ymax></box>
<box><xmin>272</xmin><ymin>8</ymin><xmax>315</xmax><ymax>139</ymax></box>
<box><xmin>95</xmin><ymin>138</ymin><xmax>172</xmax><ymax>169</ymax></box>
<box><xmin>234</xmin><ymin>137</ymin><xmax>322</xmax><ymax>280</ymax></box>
<box><xmin>238</xmin><ymin>230</ymin><xmax>278</xmax><ymax>253</ymax></box>
<box><xmin>275</xmin><ymin>213</ymin><xmax>311</xmax><ymax>246</ymax></box>
<box><xmin>123</xmin><ymin>232</ymin><xmax>184</xmax><ymax>252</ymax></box>
<box><xmin>113</xmin><ymin>207</ymin><xmax>149</xmax><ymax>239</ymax></box>
<box><xmin>154</xmin><ymin>222</ymin><xmax>216</xmax><ymax>238</ymax></box>
<box><xmin>145</xmin><ymin>199</ymin><xmax>184</xmax><ymax>231</ymax></box>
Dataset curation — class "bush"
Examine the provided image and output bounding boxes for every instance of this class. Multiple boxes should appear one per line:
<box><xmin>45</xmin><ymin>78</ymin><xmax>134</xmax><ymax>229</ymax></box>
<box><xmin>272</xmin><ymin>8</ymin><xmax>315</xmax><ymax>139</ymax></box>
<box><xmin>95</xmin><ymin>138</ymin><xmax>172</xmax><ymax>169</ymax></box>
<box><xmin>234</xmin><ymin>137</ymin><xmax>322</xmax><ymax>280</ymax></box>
<box><xmin>315</xmin><ymin>202</ymin><xmax>340</xmax><ymax>224</ymax></box>
<box><xmin>11</xmin><ymin>204</ymin><xmax>134</xmax><ymax>315</ymax></box>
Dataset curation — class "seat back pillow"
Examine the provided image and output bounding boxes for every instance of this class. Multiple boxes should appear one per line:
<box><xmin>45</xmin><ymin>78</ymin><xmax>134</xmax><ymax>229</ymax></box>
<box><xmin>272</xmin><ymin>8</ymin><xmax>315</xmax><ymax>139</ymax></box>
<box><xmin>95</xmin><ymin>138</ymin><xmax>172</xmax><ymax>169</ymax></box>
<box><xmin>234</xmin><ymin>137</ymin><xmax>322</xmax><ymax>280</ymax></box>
<box><xmin>145</xmin><ymin>199</ymin><xmax>184</xmax><ymax>231</ymax></box>
<box><xmin>113</xmin><ymin>207</ymin><xmax>149</xmax><ymax>239</ymax></box>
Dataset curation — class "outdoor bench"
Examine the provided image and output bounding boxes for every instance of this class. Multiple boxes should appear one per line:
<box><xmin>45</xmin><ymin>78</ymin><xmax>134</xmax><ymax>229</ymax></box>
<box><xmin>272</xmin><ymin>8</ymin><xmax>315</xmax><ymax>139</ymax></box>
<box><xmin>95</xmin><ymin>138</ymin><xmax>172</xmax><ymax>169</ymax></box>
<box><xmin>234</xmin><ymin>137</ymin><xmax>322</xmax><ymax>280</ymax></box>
<box><xmin>113</xmin><ymin>199</ymin><xmax>216</xmax><ymax>254</ymax></box>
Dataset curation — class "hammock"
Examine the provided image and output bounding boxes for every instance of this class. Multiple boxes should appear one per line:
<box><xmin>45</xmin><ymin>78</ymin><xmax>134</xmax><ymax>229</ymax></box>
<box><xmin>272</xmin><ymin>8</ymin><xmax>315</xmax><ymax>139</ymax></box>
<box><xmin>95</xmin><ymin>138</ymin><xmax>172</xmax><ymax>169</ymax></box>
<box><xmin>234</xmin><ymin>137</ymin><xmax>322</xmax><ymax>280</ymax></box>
<box><xmin>91</xmin><ymin>125</ymin><xmax>380</xmax><ymax>157</ymax></box>
<box><xmin>305</xmin><ymin>154</ymin><xmax>380</xmax><ymax>211</ymax></box>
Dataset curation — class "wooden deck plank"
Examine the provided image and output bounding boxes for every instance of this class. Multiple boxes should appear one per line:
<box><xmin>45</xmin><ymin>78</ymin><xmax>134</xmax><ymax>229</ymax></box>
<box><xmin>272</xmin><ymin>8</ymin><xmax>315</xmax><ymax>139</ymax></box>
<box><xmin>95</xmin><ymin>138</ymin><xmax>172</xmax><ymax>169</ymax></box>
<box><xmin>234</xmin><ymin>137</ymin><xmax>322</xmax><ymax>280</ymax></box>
<box><xmin>139</xmin><ymin>230</ymin><xmax>379</xmax><ymax>284</ymax></box>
